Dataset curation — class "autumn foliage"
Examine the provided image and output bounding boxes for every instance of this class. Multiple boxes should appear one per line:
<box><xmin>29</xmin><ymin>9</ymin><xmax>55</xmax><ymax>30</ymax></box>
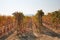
<box><xmin>0</xmin><ymin>10</ymin><xmax>60</xmax><ymax>38</ymax></box>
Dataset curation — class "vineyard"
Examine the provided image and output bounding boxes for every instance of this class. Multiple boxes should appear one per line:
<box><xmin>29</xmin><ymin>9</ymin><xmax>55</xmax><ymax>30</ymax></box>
<box><xmin>0</xmin><ymin>10</ymin><xmax>60</xmax><ymax>40</ymax></box>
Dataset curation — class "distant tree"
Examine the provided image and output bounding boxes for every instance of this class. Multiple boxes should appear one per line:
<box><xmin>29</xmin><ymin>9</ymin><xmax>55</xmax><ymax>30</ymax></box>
<box><xmin>35</xmin><ymin>10</ymin><xmax>44</xmax><ymax>33</ymax></box>
<box><xmin>51</xmin><ymin>10</ymin><xmax>60</xmax><ymax>23</ymax></box>
<box><xmin>13</xmin><ymin>12</ymin><xmax>24</xmax><ymax>25</ymax></box>
<box><xmin>12</xmin><ymin>12</ymin><xmax>24</xmax><ymax>33</ymax></box>
<box><xmin>35</xmin><ymin>10</ymin><xmax>44</xmax><ymax>26</ymax></box>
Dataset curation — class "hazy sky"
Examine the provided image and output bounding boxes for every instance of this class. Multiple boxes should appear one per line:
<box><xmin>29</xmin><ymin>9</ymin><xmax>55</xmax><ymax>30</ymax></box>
<box><xmin>0</xmin><ymin>0</ymin><xmax>60</xmax><ymax>15</ymax></box>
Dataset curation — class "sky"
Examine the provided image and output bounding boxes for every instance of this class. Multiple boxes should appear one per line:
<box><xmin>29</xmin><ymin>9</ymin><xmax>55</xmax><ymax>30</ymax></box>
<box><xmin>0</xmin><ymin>0</ymin><xmax>60</xmax><ymax>16</ymax></box>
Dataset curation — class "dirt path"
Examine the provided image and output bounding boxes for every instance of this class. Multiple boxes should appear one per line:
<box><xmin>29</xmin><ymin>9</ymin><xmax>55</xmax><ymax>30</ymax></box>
<box><xmin>5</xmin><ymin>31</ymin><xmax>20</xmax><ymax>40</ymax></box>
